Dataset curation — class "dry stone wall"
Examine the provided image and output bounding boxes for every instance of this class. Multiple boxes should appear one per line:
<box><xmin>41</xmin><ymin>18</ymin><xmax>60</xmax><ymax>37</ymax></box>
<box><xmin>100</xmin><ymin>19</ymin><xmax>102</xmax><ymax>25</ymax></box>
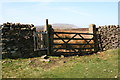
<box><xmin>97</xmin><ymin>25</ymin><xmax>120</xmax><ymax>51</ymax></box>
<box><xmin>1</xmin><ymin>22</ymin><xmax>36</xmax><ymax>58</ymax></box>
<box><xmin>1</xmin><ymin>22</ymin><xmax>119</xmax><ymax>58</ymax></box>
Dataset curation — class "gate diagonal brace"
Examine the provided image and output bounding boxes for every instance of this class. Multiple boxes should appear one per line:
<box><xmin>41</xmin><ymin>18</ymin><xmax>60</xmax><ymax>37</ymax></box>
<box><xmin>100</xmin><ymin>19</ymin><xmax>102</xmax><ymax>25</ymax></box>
<box><xmin>66</xmin><ymin>34</ymin><xmax>77</xmax><ymax>43</ymax></box>
<box><xmin>78</xmin><ymin>34</ymin><xmax>93</xmax><ymax>49</ymax></box>
<box><xmin>54</xmin><ymin>33</ymin><xmax>78</xmax><ymax>53</ymax></box>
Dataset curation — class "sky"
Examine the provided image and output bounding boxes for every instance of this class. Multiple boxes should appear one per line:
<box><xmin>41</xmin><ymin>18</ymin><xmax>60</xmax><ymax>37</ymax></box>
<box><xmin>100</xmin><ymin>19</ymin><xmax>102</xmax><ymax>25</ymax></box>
<box><xmin>118</xmin><ymin>2</ymin><xmax>120</xmax><ymax>25</ymax></box>
<box><xmin>0</xmin><ymin>0</ymin><xmax>119</xmax><ymax>28</ymax></box>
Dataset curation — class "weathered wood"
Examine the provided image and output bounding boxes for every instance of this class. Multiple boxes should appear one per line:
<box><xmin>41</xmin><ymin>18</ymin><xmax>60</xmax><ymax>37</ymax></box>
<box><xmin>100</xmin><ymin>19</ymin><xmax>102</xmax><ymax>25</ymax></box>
<box><xmin>44</xmin><ymin>19</ymin><xmax>54</xmax><ymax>55</ymax></box>
<box><xmin>53</xmin><ymin>43</ymin><xmax>94</xmax><ymax>45</ymax></box>
<box><xmin>53</xmin><ymin>47</ymin><xmax>94</xmax><ymax>49</ymax></box>
<box><xmin>44</xmin><ymin>19</ymin><xmax>49</xmax><ymax>55</ymax></box>
<box><xmin>52</xmin><ymin>27</ymin><xmax>96</xmax><ymax>55</ymax></box>
<box><xmin>36</xmin><ymin>31</ymin><xmax>47</xmax><ymax>34</ymax></box>
<box><xmin>48</xmin><ymin>24</ymin><xmax>54</xmax><ymax>55</ymax></box>
<box><xmin>53</xmin><ymin>51</ymin><xmax>94</xmax><ymax>54</ymax></box>
<box><xmin>53</xmin><ymin>38</ymin><xmax>93</xmax><ymax>40</ymax></box>
<box><xmin>54</xmin><ymin>32</ymin><xmax>95</xmax><ymax>35</ymax></box>
<box><xmin>33</xmin><ymin>27</ymin><xmax>38</xmax><ymax>51</ymax></box>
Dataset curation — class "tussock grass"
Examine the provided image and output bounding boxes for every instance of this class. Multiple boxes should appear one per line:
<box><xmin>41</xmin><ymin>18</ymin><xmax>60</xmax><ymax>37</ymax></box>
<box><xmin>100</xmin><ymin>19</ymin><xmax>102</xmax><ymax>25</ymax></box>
<box><xmin>2</xmin><ymin>49</ymin><xmax>119</xmax><ymax>78</ymax></box>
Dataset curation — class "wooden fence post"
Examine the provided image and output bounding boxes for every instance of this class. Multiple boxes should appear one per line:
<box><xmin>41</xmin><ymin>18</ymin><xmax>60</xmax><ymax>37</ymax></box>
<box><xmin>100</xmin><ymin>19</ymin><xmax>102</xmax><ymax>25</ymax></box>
<box><xmin>44</xmin><ymin>19</ymin><xmax>53</xmax><ymax>55</ymax></box>
<box><xmin>48</xmin><ymin>25</ymin><xmax>54</xmax><ymax>55</ymax></box>
<box><xmin>89</xmin><ymin>24</ymin><xmax>98</xmax><ymax>52</ymax></box>
<box><xmin>43</xmin><ymin>19</ymin><xmax>48</xmax><ymax>49</ymax></box>
<box><xmin>33</xmin><ymin>27</ymin><xmax>37</xmax><ymax>51</ymax></box>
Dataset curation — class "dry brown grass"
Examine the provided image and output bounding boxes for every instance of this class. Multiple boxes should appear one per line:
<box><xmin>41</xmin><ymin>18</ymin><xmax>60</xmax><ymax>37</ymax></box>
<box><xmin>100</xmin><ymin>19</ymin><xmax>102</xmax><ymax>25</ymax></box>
<box><xmin>53</xmin><ymin>29</ymin><xmax>94</xmax><ymax>54</ymax></box>
<box><xmin>37</xmin><ymin>29</ymin><xmax>94</xmax><ymax>54</ymax></box>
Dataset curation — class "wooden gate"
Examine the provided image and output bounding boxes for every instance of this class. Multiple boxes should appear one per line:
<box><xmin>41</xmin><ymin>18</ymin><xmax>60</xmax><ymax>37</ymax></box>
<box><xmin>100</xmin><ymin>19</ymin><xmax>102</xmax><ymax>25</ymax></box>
<box><xmin>33</xmin><ymin>19</ymin><xmax>54</xmax><ymax>55</ymax></box>
<box><xmin>53</xmin><ymin>32</ymin><xmax>98</xmax><ymax>56</ymax></box>
<box><xmin>35</xmin><ymin>19</ymin><xmax>99</xmax><ymax>56</ymax></box>
<box><xmin>34</xmin><ymin>31</ymin><xmax>48</xmax><ymax>51</ymax></box>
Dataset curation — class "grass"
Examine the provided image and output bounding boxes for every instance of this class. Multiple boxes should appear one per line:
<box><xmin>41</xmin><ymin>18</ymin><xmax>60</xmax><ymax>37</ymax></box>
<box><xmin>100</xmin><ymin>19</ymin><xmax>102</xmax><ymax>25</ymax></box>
<box><xmin>2</xmin><ymin>49</ymin><xmax>119</xmax><ymax>78</ymax></box>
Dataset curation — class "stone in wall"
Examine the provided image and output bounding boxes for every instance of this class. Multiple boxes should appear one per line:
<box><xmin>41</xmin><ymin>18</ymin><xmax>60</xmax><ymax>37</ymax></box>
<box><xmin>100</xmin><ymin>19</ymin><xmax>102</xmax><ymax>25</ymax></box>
<box><xmin>97</xmin><ymin>25</ymin><xmax>119</xmax><ymax>51</ymax></box>
<box><xmin>1</xmin><ymin>22</ymin><xmax>36</xmax><ymax>58</ymax></box>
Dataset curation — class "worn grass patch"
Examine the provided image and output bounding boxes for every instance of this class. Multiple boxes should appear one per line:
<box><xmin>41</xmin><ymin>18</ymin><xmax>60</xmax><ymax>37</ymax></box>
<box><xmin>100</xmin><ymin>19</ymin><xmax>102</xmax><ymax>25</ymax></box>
<box><xmin>2</xmin><ymin>49</ymin><xmax>119</xmax><ymax>78</ymax></box>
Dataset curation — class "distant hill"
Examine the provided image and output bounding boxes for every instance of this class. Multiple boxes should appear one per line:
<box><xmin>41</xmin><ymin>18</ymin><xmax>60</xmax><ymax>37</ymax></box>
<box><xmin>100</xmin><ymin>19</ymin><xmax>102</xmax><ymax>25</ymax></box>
<box><xmin>52</xmin><ymin>24</ymin><xmax>78</xmax><ymax>29</ymax></box>
<box><xmin>35</xmin><ymin>24</ymin><xmax>78</xmax><ymax>31</ymax></box>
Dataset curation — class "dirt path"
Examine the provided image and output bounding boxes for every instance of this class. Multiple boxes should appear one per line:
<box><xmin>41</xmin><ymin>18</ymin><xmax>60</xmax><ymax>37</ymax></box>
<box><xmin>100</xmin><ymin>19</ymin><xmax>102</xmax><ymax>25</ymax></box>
<box><xmin>28</xmin><ymin>56</ymin><xmax>76</xmax><ymax>70</ymax></box>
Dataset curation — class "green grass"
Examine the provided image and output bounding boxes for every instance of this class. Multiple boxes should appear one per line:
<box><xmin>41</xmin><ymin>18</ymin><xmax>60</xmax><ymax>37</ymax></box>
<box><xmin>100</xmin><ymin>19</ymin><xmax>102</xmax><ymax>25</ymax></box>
<box><xmin>2</xmin><ymin>49</ymin><xmax>119</xmax><ymax>78</ymax></box>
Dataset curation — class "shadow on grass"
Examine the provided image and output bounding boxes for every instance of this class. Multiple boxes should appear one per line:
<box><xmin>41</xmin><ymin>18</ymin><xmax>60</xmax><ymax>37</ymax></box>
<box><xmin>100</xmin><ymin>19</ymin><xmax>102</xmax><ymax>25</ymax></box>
<box><xmin>2</xmin><ymin>50</ymin><xmax>47</xmax><ymax>59</ymax></box>
<box><xmin>2</xmin><ymin>50</ymin><xmax>97</xmax><ymax>59</ymax></box>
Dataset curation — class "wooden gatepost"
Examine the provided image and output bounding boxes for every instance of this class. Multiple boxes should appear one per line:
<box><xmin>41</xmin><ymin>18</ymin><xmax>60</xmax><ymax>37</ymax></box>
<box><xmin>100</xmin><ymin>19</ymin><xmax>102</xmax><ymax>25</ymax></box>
<box><xmin>44</xmin><ymin>19</ymin><xmax>54</xmax><ymax>55</ymax></box>
<box><xmin>89</xmin><ymin>24</ymin><xmax>99</xmax><ymax>53</ymax></box>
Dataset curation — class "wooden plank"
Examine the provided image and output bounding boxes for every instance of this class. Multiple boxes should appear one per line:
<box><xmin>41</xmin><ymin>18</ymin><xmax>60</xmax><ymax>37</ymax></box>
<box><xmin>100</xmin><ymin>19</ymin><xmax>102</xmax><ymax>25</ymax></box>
<box><xmin>65</xmin><ymin>34</ymin><xmax>78</xmax><ymax>43</ymax></box>
<box><xmin>50</xmin><ymin>53</ymin><xmax>78</xmax><ymax>56</ymax></box>
<box><xmin>53</xmin><ymin>47</ymin><xmax>94</xmax><ymax>49</ymax></box>
<box><xmin>53</xmin><ymin>51</ymin><xmax>94</xmax><ymax>54</ymax></box>
<box><xmin>48</xmin><ymin>25</ymin><xmax>54</xmax><ymax>55</ymax></box>
<box><xmin>33</xmin><ymin>30</ymin><xmax>37</xmax><ymax>51</ymax></box>
<box><xmin>36</xmin><ymin>31</ymin><xmax>47</xmax><ymax>34</ymax></box>
<box><xmin>77</xmin><ymin>34</ymin><xmax>93</xmax><ymax>48</ymax></box>
<box><xmin>53</xmin><ymin>43</ymin><xmax>94</xmax><ymax>45</ymax></box>
<box><xmin>45</xmin><ymin>19</ymin><xmax>50</xmax><ymax>55</ymax></box>
<box><xmin>53</xmin><ymin>38</ymin><xmax>93</xmax><ymax>40</ymax></box>
<box><xmin>54</xmin><ymin>33</ymin><xmax>78</xmax><ymax>53</ymax></box>
<box><xmin>54</xmin><ymin>32</ymin><xmax>95</xmax><ymax>35</ymax></box>
<box><xmin>39</xmin><ymin>48</ymin><xmax>47</xmax><ymax>50</ymax></box>
<box><xmin>51</xmin><ymin>53</ymin><xmax>94</xmax><ymax>56</ymax></box>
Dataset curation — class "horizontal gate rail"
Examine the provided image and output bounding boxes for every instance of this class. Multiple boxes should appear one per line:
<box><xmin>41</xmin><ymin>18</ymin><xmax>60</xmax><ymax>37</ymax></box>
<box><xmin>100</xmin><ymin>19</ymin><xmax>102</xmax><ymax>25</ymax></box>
<box><xmin>53</xmin><ymin>43</ymin><xmax>94</xmax><ymax>45</ymax></box>
<box><xmin>36</xmin><ymin>31</ymin><xmax>47</xmax><ymax>34</ymax></box>
<box><xmin>54</xmin><ymin>32</ymin><xmax>95</xmax><ymax>35</ymax></box>
<box><xmin>33</xmin><ymin>20</ymin><xmax>99</xmax><ymax>56</ymax></box>
<box><xmin>53</xmin><ymin>38</ymin><xmax>93</xmax><ymax>40</ymax></box>
<box><xmin>51</xmin><ymin>53</ymin><xmax>94</xmax><ymax>56</ymax></box>
<box><xmin>53</xmin><ymin>51</ymin><xmax>94</xmax><ymax>54</ymax></box>
<box><xmin>39</xmin><ymin>48</ymin><xmax>47</xmax><ymax>50</ymax></box>
<box><xmin>53</xmin><ymin>48</ymin><xmax>94</xmax><ymax>49</ymax></box>
<box><xmin>52</xmin><ymin>29</ymin><xmax>96</xmax><ymax>55</ymax></box>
